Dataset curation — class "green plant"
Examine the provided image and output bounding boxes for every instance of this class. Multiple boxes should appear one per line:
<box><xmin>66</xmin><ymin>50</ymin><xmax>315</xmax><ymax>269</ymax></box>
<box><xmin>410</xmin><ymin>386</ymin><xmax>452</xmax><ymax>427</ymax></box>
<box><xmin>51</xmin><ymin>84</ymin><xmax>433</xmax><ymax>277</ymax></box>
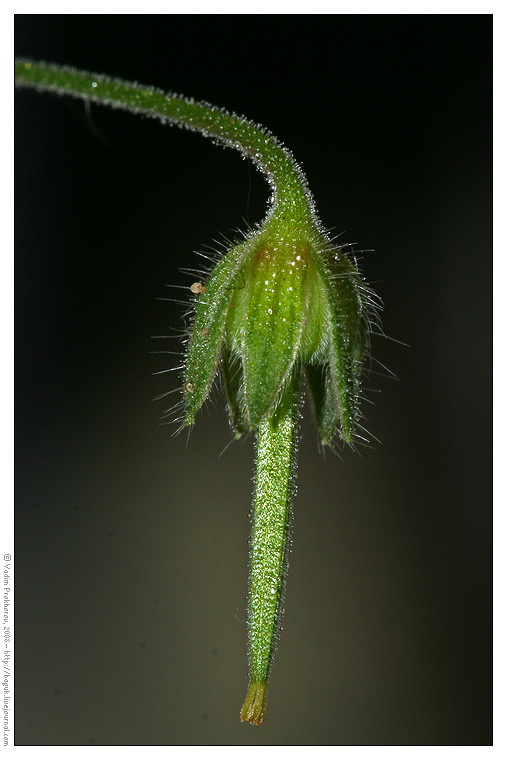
<box><xmin>15</xmin><ymin>59</ymin><xmax>380</xmax><ymax>726</ymax></box>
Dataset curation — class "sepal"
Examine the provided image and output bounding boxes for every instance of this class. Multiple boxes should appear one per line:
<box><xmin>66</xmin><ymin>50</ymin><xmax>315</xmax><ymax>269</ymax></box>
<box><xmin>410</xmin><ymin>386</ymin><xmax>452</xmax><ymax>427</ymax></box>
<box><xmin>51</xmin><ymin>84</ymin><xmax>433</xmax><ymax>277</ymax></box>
<box><xmin>184</xmin><ymin>240</ymin><xmax>256</xmax><ymax>425</ymax></box>
<box><xmin>236</xmin><ymin>243</ymin><xmax>312</xmax><ymax>427</ymax></box>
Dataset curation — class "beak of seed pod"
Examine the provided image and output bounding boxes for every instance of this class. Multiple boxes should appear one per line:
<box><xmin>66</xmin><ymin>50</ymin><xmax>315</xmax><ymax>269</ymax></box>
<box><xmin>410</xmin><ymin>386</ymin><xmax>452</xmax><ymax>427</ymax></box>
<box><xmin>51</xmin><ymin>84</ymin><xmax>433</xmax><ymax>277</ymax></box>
<box><xmin>183</xmin><ymin>229</ymin><xmax>371</xmax><ymax>447</ymax></box>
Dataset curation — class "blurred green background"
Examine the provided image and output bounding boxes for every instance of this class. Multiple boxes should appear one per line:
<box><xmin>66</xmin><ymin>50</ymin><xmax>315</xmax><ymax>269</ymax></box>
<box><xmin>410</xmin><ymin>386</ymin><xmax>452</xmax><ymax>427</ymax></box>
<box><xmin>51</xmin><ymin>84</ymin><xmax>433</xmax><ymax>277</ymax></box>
<box><xmin>15</xmin><ymin>14</ymin><xmax>492</xmax><ymax>745</ymax></box>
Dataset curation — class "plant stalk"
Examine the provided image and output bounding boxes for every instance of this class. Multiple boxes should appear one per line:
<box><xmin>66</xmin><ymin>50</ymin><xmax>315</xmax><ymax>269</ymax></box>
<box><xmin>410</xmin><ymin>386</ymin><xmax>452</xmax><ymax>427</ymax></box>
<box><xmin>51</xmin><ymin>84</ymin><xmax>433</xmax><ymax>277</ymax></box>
<box><xmin>14</xmin><ymin>58</ymin><xmax>317</xmax><ymax>229</ymax></box>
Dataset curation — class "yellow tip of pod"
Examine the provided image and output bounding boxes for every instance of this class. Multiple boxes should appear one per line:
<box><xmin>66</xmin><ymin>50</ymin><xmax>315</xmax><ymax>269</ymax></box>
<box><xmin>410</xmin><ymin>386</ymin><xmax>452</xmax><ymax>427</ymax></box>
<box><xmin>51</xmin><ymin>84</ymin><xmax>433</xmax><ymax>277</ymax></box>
<box><xmin>240</xmin><ymin>680</ymin><xmax>267</xmax><ymax>726</ymax></box>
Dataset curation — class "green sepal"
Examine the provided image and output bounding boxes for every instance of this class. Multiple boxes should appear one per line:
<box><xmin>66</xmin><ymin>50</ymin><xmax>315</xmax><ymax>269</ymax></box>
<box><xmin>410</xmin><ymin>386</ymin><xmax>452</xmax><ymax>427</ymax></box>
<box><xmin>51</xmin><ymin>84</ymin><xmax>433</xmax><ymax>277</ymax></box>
<box><xmin>184</xmin><ymin>240</ymin><xmax>257</xmax><ymax>425</ymax></box>
<box><xmin>308</xmin><ymin>248</ymin><xmax>370</xmax><ymax>444</ymax></box>
<box><xmin>233</xmin><ymin>243</ymin><xmax>312</xmax><ymax>428</ymax></box>
<box><xmin>331</xmin><ymin>249</ymin><xmax>370</xmax><ymax>364</ymax></box>
<box><xmin>304</xmin><ymin>362</ymin><xmax>341</xmax><ymax>446</ymax></box>
<box><xmin>222</xmin><ymin>345</ymin><xmax>246</xmax><ymax>438</ymax></box>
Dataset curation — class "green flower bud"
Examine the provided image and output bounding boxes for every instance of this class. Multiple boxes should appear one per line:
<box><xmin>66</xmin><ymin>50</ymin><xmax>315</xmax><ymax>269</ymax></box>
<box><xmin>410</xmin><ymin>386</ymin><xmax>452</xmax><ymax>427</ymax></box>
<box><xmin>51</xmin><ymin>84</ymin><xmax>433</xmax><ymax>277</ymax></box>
<box><xmin>184</xmin><ymin>223</ymin><xmax>372</xmax><ymax>446</ymax></box>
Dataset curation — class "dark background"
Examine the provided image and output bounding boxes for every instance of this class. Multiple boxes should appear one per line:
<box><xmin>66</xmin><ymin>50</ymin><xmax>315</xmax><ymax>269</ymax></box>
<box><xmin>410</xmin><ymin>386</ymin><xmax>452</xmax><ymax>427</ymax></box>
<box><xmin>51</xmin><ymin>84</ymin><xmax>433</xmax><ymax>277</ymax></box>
<box><xmin>15</xmin><ymin>15</ymin><xmax>492</xmax><ymax>745</ymax></box>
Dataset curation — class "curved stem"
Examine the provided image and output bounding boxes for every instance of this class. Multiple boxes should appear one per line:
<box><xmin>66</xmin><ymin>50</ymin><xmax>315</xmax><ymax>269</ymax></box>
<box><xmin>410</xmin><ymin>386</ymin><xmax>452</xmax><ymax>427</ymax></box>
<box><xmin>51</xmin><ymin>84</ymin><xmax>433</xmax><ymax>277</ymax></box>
<box><xmin>240</xmin><ymin>369</ymin><xmax>300</xmax><ymax>726</ymax></box>
<box><xmin>15</xmin><ymin>58</ymin><xmax>317</xmax><ymax>229</ymax></box>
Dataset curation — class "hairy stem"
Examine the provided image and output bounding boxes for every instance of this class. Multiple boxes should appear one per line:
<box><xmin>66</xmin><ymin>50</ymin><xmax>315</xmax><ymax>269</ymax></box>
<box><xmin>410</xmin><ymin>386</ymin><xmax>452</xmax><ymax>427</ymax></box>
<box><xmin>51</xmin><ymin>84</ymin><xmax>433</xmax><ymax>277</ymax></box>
<box><xmin>240</xmin><ymin>370</ymin><xmax>300</xmax><ymax>726</ymax></box>
<box><xmin>15</xmin><ymin>58</ymin><xmax>317</xmax><ymax>229</ymax></box>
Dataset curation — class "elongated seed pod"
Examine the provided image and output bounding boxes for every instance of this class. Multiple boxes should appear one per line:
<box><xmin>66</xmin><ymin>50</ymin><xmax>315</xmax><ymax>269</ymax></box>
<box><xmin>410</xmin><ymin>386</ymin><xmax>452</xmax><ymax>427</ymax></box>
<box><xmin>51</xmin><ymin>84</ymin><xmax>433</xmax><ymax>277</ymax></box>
<box><xmin>240</xmin><ymin>370</ymin><xmax>300</xmax><ymax>726</ymax></box>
